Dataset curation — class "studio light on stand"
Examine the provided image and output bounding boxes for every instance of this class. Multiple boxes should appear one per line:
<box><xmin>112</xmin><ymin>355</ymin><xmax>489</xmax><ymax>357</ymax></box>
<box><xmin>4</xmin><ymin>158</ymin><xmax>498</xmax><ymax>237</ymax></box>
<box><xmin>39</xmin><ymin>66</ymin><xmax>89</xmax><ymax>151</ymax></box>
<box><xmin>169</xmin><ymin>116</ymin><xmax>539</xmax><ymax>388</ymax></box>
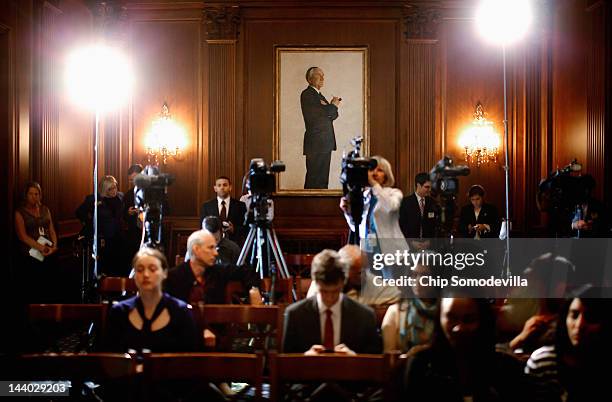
<box><xmin>475</xmin><ymin>0</ymin><xmax>532</xmax><ymax>278</ymax></box>
<box><xmin>66</xmin><ymin>43</ymin><xmax>133</xmax><ymax>294</ymax></box>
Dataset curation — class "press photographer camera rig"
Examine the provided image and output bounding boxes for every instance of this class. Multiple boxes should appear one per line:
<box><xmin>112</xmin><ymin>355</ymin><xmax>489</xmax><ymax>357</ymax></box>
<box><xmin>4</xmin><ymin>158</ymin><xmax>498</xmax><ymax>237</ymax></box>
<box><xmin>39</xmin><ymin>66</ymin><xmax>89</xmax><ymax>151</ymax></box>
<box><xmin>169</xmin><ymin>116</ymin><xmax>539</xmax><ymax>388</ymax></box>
<box><xmin>428</xmin><ymin>156</ymin><xmax>470</xmax><ymax>237</ymax></box>
<box><xmin>340</xmin><ymin>136</ymin><xmax>377</xmax><ymax>245</ymax></box>
<box><xmin>134</xmin><ymin>165</ymin><xmax>175</xmax><ymax>250</ymax></box>
<box><xmin>238</xmin><ymin>158</ymin><xmax>295</xmax><ymax>302</ymax></box>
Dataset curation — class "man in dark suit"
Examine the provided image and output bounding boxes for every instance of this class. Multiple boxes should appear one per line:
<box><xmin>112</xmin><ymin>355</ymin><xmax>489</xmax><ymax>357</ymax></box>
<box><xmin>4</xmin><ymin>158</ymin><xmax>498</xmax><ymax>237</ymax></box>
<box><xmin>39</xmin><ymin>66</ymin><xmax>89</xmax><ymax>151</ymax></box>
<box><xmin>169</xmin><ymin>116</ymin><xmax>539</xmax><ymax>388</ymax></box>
<box><xmin>399</xmin><ymin>172</ymin><xmax>440</xmax><ymax>246</ymax></box>
<box><xmin>301</xmin><ymin>67</ymin><xmax>341</xmax><ymax>189</ymax></box>
<box><xmin>164</xmin><ymin>230</ymin><xmax>260</xmax><ymax>305</ymax></box>
<box><xmin>282</xmin><ymin>249</ymin><xmax>381</xmax><ymax>354</ymax></box>
<box><xmin>199</xmin><ymin>176</ymin><xmax>247</xmax><ymax>245</ymax></box>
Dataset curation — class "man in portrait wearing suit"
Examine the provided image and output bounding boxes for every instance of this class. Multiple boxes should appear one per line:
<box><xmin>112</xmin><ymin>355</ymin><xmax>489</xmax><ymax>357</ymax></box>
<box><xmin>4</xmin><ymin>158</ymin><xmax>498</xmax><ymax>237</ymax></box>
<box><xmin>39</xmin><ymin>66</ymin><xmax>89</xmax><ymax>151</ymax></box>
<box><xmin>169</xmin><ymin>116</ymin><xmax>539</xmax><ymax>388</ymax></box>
<box><xmin>399</xmin><ymin>172</ymin><xmax>440</xmax><ymax>248</ymax></box>
<box><xmin>301</xmin><ymin>66</ymin><xmax>342</xmax><ymax>189</ymax></box>
<box><xmin>282</xmin><ymin>249</ymin><xmax>381</xmax><ymax>355</ymax></box>
<box><xmin>199</xmin><ymin>176</ymin><xmax>247</xmax><ymax>245</ymax></box>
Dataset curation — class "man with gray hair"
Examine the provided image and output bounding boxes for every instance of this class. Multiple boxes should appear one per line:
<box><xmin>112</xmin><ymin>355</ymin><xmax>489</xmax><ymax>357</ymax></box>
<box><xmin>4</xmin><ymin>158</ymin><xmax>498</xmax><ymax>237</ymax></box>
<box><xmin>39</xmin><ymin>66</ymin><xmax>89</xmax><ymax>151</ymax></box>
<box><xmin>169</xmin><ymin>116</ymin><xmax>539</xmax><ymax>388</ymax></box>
<box><xmin>164</xmin><ymin>230</ymin><xmax>260</xmax><ymax>305</ymax></box>
<box><xmin>307</xmin><ymin>244</ymin><xmax>400</xmax><ymax>306</ymax></box>
<box><xmin>301</xmin><ymin>66</ymin><xmax>342</xmax><ymax>189</ymax></box>
<box><xmin>282</xmin><ymin>249</ymin><xmax>380</xmax><ymax>354</ymax></box>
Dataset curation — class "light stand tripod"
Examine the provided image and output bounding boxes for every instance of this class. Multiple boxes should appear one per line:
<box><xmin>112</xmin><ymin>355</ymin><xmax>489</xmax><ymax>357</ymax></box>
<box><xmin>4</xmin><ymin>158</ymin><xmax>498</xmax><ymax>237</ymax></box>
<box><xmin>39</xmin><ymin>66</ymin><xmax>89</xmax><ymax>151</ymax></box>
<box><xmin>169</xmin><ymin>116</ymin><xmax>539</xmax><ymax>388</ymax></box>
<box><xmin>237</xmin><ymin>196</ymin><xmax>295</xmax><ymax>303</ymax></box>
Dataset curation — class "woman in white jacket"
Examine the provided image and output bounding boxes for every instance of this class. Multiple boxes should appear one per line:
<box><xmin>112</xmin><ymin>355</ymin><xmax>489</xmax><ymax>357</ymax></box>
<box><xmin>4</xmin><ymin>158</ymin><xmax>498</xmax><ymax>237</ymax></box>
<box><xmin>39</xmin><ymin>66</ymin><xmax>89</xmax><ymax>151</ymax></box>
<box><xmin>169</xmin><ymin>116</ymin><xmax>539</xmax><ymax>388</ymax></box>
<box><xmin>340</xmin><ymin>156</ymin><xmax>409</xmax><ymax>268</ymax></box>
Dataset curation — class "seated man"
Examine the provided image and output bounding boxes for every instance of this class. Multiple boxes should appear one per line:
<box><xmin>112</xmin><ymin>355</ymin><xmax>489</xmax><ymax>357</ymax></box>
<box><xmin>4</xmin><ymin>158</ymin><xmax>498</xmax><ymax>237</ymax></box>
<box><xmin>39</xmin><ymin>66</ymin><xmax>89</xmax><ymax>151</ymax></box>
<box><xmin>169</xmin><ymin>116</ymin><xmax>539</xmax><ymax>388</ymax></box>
<box><xmin>202</xmin><ymin>216</ymin><xmax>241</xmax><ymax>265</ymax></box>
<box><xmin>307</xmin><ymin>244</ymin><xmax>400</xmax><ymax>307</ymax></box>
<box><xmin>164</xmin><ymin>229</ymin><xmax>259</xmax><ymax>306</ymax></box>
<box><xmin>199</xmin><ymin>176</ymin><xmax>247</xmax><ymax>244</ymax></box>
<box><xmin>282</xmin><ymin>249</ymin><xmax>381</xmax><ymax>354</ymax></box>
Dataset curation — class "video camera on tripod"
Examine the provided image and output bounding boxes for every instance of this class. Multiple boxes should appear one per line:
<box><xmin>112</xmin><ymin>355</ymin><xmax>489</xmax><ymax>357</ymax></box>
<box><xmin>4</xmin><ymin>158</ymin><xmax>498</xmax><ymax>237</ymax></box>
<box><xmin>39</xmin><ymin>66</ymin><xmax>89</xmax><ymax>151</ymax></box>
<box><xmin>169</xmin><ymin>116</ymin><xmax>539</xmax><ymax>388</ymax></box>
<box><xmin>428</xmin><ymin>156</ymin><xmax>470</xmax><ymax>235</ymax></box>
<box><xmin>340</xmin><ymin>136</ymin><xmax>377</xmax><ymax>244</ymax></box>
<box><xmin>244</xmin><ymin>158</ymin><xmax>285</xmax><ymax>224</ymax></box>
<box><xmin>134</xmin><ymin>165</ymin><xmax>174</xmax><ymax>249</ymax></box>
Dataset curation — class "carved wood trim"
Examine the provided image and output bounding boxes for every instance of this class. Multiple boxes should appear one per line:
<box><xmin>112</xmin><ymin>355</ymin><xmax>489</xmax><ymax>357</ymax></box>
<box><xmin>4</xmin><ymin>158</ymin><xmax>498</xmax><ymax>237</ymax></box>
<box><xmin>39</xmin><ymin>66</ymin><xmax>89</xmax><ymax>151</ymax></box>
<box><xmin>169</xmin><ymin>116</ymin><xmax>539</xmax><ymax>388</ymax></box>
<box><xmin>403</xmin><ymin>4</ymin><xmax>442</xmax><ymax>40</ymax></box>
<box><xmin>203</xmin><ymin>6</ymin><xmax>241</xmax><ymax>41</ymax></box>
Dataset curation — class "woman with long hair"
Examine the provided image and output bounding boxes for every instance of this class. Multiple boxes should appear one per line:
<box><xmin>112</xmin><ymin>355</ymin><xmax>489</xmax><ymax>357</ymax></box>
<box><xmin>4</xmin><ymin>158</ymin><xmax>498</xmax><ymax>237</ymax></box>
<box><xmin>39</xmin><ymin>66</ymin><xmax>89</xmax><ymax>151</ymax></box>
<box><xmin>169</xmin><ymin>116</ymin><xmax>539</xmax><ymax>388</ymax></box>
<box><xmin>525</xmin><ymin>293</ymin><xmax>612</xmax><ymax>401</ymax></box>
<box><xmin>401</xmin><ymin>294</ymin><xmax>527</xmax><ymax>401</ymax></box>
<box><xmin>14</xmin><ymin>181</ymin><xmax>59</xmax><ymax>302</ymax></box>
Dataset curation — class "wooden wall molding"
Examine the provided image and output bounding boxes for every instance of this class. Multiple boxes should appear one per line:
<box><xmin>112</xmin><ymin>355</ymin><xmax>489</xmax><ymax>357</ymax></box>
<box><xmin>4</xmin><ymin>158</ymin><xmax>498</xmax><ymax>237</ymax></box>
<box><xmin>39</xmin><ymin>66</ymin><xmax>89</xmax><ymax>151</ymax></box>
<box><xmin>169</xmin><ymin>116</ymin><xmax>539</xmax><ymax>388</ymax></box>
<box><xmin>585</xmin><ymin>0</ymin><xmax>609</xmax><ymax>202</ymax></box>
<box><xmin>399</xmin><ymin>40</ymin><xmax>440</xmax><ymax>192</ymax></box>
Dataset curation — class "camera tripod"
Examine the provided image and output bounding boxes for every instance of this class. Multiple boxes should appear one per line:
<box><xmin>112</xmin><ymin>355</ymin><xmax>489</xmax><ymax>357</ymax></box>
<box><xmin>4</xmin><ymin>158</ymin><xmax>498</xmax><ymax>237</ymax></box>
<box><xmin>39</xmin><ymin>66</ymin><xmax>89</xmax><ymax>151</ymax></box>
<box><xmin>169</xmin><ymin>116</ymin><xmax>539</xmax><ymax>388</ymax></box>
<box><xmin>237</xmin><ymin>222</ymin><xmax>296</xmax><ymax>303</ymax></box>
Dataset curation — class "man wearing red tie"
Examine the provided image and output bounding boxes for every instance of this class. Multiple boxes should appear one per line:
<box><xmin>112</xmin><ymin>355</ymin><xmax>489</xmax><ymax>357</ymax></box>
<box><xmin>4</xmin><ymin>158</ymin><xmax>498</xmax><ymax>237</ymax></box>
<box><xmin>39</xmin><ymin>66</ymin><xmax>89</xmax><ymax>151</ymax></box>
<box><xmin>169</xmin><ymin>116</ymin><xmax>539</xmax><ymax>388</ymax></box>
<box><xmin>282</xmin><ymin>249</ymin><xmax>380</xmax><ymax>354</ymax></box>
<box><xmin>199</xmin><ymin>176</ymin><xmax>247</xmax><ymax>245</ymax></box>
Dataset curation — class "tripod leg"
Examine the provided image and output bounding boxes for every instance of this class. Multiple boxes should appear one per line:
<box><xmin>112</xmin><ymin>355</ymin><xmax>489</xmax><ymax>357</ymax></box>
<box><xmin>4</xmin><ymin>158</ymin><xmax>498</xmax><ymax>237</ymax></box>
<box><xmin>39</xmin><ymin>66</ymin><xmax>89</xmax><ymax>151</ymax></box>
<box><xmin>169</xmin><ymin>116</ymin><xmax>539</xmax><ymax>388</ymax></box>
<box><xmin>237</xmin><ymin>226</ymin><xmax>256</xmax><ymax>266</ymax></box>
<box><xmin>267</xmin><ymin>229</ymin><xmax>297</xmax><ymax>301</ymax></box>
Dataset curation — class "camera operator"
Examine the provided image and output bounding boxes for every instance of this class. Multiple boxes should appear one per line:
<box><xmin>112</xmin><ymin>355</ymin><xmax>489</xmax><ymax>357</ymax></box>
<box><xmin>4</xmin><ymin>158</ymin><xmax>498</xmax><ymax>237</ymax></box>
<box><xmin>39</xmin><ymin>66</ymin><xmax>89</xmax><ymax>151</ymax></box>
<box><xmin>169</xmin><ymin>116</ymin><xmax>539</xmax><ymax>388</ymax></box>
<box><xmin>570</xmin><ymin>175</ymin><xmax>608</xmax><ymax>238</ymax></box>
<box><xmin>340</xmin><ymin>155</ymin><xmax>407</xmax><ymax>252</ymax></box>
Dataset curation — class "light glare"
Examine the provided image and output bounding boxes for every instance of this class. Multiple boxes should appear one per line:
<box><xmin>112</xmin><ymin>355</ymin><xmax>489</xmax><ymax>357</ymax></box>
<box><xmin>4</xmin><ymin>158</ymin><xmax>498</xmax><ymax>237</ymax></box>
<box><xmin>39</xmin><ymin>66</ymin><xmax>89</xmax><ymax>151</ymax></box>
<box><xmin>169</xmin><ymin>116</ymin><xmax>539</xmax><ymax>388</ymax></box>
<box><xmin>65</xmin><ymin>44</ymin><xmax>133</xmax><ymax>111</ymax></box>
<box><xmin>475</xmin><ymin>0</ymin><xmax>532</xmax><ymax>46</ymax></box>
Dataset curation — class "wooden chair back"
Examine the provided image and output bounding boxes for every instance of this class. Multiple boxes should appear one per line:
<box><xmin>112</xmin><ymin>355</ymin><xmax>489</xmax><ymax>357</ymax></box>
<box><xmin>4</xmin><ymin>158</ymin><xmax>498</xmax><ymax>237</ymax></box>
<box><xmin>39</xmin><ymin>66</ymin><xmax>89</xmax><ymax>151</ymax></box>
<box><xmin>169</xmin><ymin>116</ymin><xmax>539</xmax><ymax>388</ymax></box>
<box><xmin>283</xmin><ymin>253</ymin><xmax>314</xmax><ymax>276</ymax></box>
<box><xmin>98</xmin><ymin>277</ymin><xmax>137</xmax><ymax>301</ymax></box>
<box><xmin>261</xmin><ymin>277</ymin><xmax>294</xmax><ymax>303</ymax></box>
<box><xmin>194</xmin><ymin>304</ymin><xmax>284</xmax><ymax>352</ymax></box>
<box><xmin>269</xmin><ymin>352</ymin><xmax>397</xmax><ymax>401</ymax></box>
<box><xmin>295</xmin><ymin>276</ymin><xmax>312</xmax><ymax>300</ymax></box>
<box><xmin>17</xmin><ymin>352</ymin><xmax>137</xmax><ymax>380</ymax></box>
<box><xmin>143</xmin><ymin>352</ymin><xmax>264</xmax><ymax>399</ymax></box>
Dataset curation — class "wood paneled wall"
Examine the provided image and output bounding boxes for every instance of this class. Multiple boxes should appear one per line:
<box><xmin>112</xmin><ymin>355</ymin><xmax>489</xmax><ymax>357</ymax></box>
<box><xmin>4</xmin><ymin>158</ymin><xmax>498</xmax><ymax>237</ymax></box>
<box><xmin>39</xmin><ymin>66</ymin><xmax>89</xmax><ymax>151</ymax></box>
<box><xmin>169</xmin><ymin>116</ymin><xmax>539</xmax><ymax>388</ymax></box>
<box><xmin>3</xmin><ymin>0</ymin><xmax>611</xmax><ymax>253</ymax></box>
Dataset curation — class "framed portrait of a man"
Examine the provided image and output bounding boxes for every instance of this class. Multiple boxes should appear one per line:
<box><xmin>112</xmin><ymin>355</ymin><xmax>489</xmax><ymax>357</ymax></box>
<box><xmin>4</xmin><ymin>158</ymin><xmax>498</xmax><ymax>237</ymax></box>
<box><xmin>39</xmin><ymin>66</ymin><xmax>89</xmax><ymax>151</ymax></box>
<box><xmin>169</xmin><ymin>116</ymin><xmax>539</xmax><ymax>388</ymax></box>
<box><xmin>274</xmin><ymin>47</ymin><xmax>369</xmax><ymax>195</ymax></box>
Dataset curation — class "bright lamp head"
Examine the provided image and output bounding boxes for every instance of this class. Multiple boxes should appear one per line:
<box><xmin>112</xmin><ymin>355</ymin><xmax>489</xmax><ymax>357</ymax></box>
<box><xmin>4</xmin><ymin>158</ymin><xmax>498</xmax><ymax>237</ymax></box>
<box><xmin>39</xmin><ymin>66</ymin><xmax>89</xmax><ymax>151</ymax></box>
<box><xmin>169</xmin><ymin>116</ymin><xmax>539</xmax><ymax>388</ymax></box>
<box><xmin>65</xmin><ymin>44</ymin><xmax>134</xmax><ymax>112</ymax></box>
<box><xmin>475</xmin><ymin>0</ymin><xmax>532</xmax><ymax>46</ymax></box>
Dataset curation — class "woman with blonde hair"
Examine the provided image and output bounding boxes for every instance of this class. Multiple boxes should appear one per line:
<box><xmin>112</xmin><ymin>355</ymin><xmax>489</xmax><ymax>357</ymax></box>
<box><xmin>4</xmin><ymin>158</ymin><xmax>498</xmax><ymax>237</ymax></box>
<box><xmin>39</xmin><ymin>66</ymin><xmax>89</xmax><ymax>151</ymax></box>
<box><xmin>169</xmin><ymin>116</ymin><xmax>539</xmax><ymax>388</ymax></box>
<box><xmin>340</xmin><ymin>155</ymin><xmax>408</xmax><ymax>278</ymax></box>
<box><xmin>76</xmin><ymin>175</ymin><xmax>125</xmax><ymax>275</ymax></box>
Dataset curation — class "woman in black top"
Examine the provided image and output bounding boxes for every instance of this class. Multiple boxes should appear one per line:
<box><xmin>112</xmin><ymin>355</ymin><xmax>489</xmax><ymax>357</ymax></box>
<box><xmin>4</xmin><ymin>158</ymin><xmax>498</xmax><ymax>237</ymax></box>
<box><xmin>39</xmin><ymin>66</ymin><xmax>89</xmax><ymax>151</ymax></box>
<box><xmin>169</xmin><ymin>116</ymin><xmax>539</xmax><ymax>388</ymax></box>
<box><xmin>401</xmin><ymin>295</ymin><xmax>528</xmax><ymax>402</ymax></box>
<box><xmin>458</xmin><ymin>184</ymin><xmax>500</xmax><ymax>238</ymax></box>
<box><xmin>104</xmin><ymin>248</ymin><xmax>199</xmax><ymax>353</ymax></box>
<box><xmin>76</xmin><ymin>175</ymin><xmax>126</xmax><ymax>276</ymax></box>
<box><xmin>14</xmin><ymin>182</ymin><xmax>59</xmax><ymax>302</ymax></box>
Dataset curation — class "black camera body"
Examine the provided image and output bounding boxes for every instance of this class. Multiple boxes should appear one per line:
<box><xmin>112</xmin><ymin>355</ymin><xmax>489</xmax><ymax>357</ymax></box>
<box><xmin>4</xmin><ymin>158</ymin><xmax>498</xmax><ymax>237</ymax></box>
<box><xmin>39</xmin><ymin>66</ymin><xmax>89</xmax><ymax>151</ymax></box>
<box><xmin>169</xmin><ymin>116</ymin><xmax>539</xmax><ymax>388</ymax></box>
<box><xmin>134</xmin><ymin>165</ymin><xmax>174</xmax><ymax>249</ymax></box>
<box><xmin>340</xmin><ymin>136</ymin><xmax>377</xmax><ymax>193</ymax></box>
<box><xmin>245</xmin><ymin>158</ymin><xmax>284</xmax><ymax>225</ymax></box>
<box><xmin>247</xmin><ymin>158</ymin><xmax>285</xmax><ymax>196</ymax></box>
<box><xmin>429</xmin><ymin>156</ymin><xmax>470</xmax><ymax>197</ymax></box>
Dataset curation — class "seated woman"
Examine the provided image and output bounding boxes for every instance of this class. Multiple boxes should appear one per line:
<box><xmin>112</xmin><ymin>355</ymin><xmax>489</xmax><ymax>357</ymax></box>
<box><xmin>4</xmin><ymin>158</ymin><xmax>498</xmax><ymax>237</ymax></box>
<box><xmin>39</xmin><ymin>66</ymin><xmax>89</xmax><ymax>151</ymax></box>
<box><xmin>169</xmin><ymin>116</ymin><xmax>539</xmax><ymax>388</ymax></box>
<box><xmin>76</xmin><ymin>175</ymin><xmax>125</xmax><ymax>276</ymax></box>
<box><xmin>14</xmin><ymin>181</ymin><xmax>59</xmax><ymax>303</ymax></box>
<box><xmin>104</xmin><ymin>248</ymin><xmax>199</xmax><ymax>353</ymax></box>
<box><xmin>458</xmin><ymin>184</ymin><xmax>500</xmax><ymax>238</ymax></box>
<box><xmin>525</xmin><ymin>293</ymin><xmax>612</xmax><ymax>401</ymax></box>
<box><xmin>382</xmin><ymin>259</ymin><xmax>438</xmax><ymax>353</ymax></box>
<box><xmin>401</xmin><ymin>294</ymin><xmax>527</xmax><ymax>401</ymax></box>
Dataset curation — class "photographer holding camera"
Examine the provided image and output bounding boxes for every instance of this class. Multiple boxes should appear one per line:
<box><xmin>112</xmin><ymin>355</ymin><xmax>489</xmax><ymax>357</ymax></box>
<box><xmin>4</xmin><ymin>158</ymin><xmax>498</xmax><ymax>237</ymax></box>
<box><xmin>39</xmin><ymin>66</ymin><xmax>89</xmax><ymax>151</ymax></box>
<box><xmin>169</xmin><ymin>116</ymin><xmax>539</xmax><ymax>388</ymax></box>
<box><xmin>340</xmin><ymin>155</ymin><xmax>407</xmax><ymax>255</ymax></box>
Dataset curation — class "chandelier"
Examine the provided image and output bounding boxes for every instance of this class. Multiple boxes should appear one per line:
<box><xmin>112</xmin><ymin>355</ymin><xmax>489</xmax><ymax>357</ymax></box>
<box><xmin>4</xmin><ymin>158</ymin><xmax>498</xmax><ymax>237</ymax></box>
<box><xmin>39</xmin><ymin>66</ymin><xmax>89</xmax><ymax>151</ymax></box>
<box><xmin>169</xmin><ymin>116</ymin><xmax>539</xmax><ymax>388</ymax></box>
<box><xmin>145</xmin><ymin>102</ymin><xmax>186</xmax><ymax>165</ymax></box>
<box><xmin>459</xmin><ymin>102</ymin><xmax>499</xmax><ymax>166</ymax></box>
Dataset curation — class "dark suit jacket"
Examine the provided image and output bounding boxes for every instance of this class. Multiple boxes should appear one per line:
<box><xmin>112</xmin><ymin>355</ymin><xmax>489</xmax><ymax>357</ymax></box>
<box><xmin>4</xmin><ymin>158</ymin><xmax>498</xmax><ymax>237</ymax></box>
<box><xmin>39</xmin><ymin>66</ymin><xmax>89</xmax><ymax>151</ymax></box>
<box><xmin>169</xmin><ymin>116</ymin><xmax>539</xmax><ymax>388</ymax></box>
<box><xmin>399</xmin><ymin>193</ymin><xmax>440</xmax><ymax>239</ymax></box>
<box><xmin>282</xmin><ymin>295</ymin><xmax>381</xmax><ymax>354</ymax></box>
<box><xmin>163</xmin><ymin>262</ymin><xmax>259</xmax><ymax>305</ymax></box>
<box><xmin>458</xmin><ymin>202</ymin><xmax>500</xmax><ymax>238</ymax></box>
<box><xmin>199</xmin><ymin>198</ymin><xmax>247</xmax><ymax>244</ymax></box>
<box><xmin>300</xmin><ymin>86</ymin><xmax>338</xmax><ymax>155</ymax></box>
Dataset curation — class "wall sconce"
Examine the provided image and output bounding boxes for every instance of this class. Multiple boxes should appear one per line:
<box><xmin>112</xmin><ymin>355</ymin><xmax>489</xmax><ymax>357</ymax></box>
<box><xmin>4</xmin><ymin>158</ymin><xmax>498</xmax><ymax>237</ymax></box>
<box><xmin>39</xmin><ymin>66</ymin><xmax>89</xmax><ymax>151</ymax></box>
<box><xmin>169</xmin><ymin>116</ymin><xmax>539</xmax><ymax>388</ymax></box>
<box><xmin>145</xmin><ymin>102</ymin><xmax>186</xmax><ymax>165</ymax></box>
<box><xmin>458</xmin><ymin>102</ymin><xmax>500</xmax><ymax>167</ymax></box>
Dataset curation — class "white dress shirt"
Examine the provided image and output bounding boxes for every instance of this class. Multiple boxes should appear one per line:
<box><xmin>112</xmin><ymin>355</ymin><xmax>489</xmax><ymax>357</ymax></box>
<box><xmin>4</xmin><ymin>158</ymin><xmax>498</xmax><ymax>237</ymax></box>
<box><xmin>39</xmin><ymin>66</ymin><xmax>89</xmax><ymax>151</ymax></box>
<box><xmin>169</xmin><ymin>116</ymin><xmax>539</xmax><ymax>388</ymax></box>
<box><xmin>316</xmin><ymin>292</ymin><xmax>343</xmax><ymax>347</ymax></box>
